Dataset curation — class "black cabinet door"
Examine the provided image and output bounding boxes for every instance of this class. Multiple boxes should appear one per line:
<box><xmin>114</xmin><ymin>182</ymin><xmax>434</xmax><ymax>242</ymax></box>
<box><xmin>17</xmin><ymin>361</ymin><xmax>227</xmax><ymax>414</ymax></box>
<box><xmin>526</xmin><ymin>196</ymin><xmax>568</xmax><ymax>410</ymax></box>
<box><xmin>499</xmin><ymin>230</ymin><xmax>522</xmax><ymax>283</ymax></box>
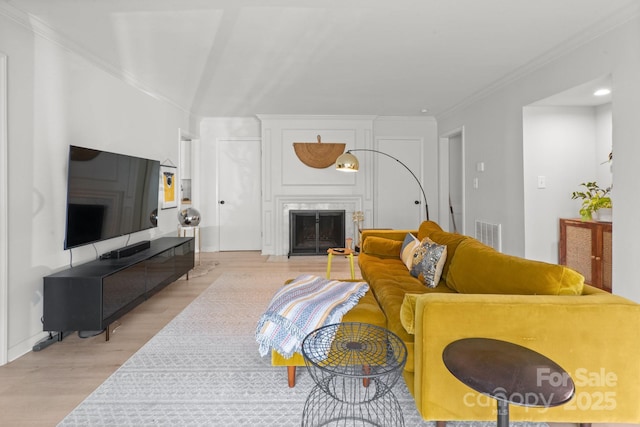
<box><xmin>175</xmin><ymin>240</ymin><xmax>195</xmax><ymax>278</ymax></box>
<box><xmin>43</xmin><ymin>277</ymin><xmax>102</xmax><ymax>331</ymax></box>
<box><xmin>146</xmin><ymin>248</ymin><xmax>175</xmax><ymax>294</ymax></box>
<box><xmin>102</xmin><ymin>261</ymin><xmax>146</xmax><ymax>323</ymax></box>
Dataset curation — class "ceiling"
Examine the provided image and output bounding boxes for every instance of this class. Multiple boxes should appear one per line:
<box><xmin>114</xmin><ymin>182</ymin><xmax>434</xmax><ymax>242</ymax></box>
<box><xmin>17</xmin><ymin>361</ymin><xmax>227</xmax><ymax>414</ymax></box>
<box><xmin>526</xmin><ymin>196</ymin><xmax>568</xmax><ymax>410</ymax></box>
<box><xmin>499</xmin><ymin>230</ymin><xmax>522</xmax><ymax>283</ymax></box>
<box><xmin>3</xmin><ymin>0</ymin><xmax>637</xmax><ymax>118</ymax></box>
<box><xmin>531</xmin><ymin>75</ymin><xmax>612</xmax><ymax>107</ymax></box>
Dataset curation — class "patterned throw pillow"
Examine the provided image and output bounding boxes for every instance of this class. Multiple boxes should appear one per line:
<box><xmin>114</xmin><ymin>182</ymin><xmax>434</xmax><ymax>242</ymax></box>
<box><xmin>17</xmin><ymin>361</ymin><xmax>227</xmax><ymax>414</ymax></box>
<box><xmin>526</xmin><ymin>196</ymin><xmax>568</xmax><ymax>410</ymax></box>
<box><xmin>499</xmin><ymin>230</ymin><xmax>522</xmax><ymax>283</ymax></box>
<box><xmin>400</xmin><ymin>233</ymin><xmax>421</xmax><ymax>270</ymax></box>
<box><xmin>411</xmin><ymin>237</ymin><xmax>448</xmax><ymax>288</ymax></box>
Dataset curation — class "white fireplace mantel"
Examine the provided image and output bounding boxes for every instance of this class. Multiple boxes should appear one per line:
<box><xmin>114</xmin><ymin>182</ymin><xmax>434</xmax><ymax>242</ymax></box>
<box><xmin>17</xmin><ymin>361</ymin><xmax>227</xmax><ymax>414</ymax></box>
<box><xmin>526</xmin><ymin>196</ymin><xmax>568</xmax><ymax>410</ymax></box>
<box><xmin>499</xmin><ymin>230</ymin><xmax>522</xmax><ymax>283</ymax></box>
<box><xmin>259</xmin><ymin>115</ymin><xmax>377</xmax><ymax>256</ymax></box>
<box><xmin>273</xmin><ymin>195</ymin><xmax>362</xmax><ymax>256</ymax></box>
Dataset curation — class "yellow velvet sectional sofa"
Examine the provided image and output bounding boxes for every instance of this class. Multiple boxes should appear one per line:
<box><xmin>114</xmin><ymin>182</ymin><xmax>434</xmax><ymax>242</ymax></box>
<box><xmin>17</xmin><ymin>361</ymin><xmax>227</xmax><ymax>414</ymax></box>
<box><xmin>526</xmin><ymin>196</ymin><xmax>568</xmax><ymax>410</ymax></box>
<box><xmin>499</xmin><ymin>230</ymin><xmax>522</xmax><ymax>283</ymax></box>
<box><xmin>357</xmin><ymin>221</ymin><xmax>640</xmax><ymax>423</ymax></box>
<box><xmin>272</xmin><ymin>220</ymin><xmax>640</xmax><ymax>423</ymax></box>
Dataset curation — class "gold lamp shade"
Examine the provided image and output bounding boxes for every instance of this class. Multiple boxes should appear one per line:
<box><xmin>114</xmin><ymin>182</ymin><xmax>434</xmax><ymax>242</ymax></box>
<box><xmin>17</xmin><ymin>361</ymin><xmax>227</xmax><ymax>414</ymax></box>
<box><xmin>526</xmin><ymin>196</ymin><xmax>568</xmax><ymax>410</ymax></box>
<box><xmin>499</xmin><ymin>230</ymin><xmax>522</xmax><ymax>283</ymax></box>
<box><xmin>335</xmin><ymin>151</ymin><xmax>359</xmax><ymax>172</ymax></box>
<box><xmin>293</xmin><ymin>135</ymin><xmax>346</xmax><ymax>169</ymax></box>
<box><xmin>334</xmin><ymin>148</ymin><xmax>430</xmax><ymax>220</ymax></box>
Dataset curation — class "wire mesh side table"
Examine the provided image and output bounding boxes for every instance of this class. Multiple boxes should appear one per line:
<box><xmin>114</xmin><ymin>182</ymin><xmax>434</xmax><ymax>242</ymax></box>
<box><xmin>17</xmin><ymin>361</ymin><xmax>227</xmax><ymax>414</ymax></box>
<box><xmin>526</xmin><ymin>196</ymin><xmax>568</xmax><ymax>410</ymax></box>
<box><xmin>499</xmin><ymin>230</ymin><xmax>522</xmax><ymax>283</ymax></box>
<box><xmin>301</xmin><ymin>322</ymin><xmax>407</xmax><ymax>426</ymax></box>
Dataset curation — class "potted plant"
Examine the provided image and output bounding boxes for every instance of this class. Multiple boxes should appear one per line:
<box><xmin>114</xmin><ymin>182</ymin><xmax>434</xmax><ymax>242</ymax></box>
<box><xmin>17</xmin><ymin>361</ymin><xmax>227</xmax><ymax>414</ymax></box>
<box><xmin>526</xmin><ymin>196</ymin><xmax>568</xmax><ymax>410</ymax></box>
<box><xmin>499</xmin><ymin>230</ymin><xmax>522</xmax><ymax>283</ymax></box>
<box><xmin>571</xmin><ymin>182</ymin><xmax>612</xmax><ymax>221</ymax></box>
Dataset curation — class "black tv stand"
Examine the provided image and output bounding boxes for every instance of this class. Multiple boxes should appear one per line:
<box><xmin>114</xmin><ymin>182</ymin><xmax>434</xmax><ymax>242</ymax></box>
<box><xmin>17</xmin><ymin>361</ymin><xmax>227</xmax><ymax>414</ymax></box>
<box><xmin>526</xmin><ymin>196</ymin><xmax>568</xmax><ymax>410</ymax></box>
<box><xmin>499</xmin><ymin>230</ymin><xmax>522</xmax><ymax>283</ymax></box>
<box><xmin>39</xmin><ymin>237</ymin><xmax>194</xmax><ymax>349</ymax></box>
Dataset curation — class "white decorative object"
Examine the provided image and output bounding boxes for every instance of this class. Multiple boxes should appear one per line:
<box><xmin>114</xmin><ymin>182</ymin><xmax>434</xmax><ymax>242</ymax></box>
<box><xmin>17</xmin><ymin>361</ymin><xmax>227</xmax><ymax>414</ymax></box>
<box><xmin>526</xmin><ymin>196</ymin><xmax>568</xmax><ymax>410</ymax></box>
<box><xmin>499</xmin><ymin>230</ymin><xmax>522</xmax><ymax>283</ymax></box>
<box><xmin>595</xmin><ymin>208</ymin><xmax>612</xmax><ymax>222</ymax></box>
<box><xmin>352</xmin><ymin>211</ymin><xmax>364</xmax><ymax>249</ymax></box>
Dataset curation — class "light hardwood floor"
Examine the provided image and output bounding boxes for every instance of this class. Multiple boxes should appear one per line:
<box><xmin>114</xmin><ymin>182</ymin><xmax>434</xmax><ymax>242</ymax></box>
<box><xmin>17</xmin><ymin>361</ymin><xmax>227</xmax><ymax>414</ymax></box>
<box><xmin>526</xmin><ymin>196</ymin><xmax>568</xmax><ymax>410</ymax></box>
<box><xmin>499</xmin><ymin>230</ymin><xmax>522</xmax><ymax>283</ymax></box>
<box><xmin>0</xmin><ymin>252</ymin><xmax>632</xmax><ymax>427</ymax></box>
<box><xmin>0</xmin><ymin>251</ymin><xmax>359</xmax><ymax>426</ymax></box>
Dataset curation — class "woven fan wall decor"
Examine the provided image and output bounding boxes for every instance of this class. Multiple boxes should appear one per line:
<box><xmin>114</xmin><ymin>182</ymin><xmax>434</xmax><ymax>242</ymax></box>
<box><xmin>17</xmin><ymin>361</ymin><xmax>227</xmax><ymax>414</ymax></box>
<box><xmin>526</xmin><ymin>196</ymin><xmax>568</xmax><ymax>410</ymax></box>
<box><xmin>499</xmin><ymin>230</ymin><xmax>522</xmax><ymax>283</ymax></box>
<box><xmin>293</xmin><ymin>135</ymin><xmax>346</xmax><ymax>169</ymax></box>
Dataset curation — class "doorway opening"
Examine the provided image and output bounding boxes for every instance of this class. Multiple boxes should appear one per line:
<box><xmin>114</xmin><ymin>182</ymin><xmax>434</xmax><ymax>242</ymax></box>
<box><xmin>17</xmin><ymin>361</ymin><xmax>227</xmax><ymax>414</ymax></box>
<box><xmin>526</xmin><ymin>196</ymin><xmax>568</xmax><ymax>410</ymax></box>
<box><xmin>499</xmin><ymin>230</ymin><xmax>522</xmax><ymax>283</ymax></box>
<box><xmin>522</xmin><ymin>75</ymin><xmax>612</xmax><ymax>264</ymax></box>
<box><xmin>439</xmin><ymin>128</ymin><xmax>465</xmax><ymax>234</ymax></box>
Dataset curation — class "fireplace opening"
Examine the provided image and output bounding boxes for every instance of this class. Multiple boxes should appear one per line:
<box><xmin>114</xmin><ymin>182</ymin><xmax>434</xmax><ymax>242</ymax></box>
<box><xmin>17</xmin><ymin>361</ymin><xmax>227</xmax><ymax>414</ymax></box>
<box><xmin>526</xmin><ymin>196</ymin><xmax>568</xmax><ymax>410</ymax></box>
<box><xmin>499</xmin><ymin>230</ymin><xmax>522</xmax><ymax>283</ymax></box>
<box><xmin>289</xmin><ymin>210</ymin><xmax>345</xmax><ymax>256</ymax></box>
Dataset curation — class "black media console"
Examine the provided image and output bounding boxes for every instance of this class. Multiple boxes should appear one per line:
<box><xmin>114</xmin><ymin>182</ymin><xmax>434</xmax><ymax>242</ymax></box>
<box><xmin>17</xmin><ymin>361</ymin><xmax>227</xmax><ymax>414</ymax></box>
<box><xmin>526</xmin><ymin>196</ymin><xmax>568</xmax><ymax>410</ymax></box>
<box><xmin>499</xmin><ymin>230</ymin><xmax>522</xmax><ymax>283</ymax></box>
<box><xmin>41</xmin><ymin>237</ymin><xmax>195</xmax><ymax>345</ymax></box>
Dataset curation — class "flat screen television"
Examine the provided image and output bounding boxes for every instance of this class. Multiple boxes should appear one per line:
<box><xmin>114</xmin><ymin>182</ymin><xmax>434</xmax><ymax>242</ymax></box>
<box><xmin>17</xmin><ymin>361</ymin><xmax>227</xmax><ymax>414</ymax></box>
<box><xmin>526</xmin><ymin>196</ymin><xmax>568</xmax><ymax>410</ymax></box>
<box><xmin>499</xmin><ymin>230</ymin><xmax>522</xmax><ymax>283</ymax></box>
<box><xmin>64</xmin><ymin>145</ymin><xmax>160</xmax><ymax>249</ymax></box>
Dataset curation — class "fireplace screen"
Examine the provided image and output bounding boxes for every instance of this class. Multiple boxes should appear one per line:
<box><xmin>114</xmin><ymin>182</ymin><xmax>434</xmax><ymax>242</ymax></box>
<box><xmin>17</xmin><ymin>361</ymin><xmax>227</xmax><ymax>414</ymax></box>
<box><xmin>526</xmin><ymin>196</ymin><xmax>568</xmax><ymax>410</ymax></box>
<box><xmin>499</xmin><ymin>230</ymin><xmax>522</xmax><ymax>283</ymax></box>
<box><xmin>289</xmin><ymin>210</ymin><xmax>345</xmax><ymax>256</ymax></box>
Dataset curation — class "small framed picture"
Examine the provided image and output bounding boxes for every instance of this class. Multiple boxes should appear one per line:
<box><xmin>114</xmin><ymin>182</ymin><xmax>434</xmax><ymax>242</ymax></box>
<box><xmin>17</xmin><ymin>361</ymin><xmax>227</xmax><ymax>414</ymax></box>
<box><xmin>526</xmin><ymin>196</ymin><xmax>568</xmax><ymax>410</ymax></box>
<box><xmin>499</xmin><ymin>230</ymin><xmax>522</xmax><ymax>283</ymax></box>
<box><xmin>160</xmin><ymin>165</ymin><xmax>177</xmax><ymax>209</ymax></box>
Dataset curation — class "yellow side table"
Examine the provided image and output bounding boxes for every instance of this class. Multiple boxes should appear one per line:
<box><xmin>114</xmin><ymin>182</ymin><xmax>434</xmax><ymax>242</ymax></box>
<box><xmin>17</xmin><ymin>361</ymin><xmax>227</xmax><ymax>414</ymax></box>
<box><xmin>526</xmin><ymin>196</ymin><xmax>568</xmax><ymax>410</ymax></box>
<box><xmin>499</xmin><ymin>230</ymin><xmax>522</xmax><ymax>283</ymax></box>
<box><xmin>326</xmin><ymin>248</ymin><xmax>355</xmax><ymax>280</ymax></box>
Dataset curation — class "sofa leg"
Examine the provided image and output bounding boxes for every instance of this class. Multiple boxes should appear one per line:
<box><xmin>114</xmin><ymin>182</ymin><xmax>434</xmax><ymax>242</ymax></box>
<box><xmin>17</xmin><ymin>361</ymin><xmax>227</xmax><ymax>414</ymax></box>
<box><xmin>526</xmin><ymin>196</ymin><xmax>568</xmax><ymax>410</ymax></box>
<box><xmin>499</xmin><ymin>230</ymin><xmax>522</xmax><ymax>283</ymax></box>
<box><xmin>436</xmin><ymin>421</ymin><xmax>446</xmax><ymax>427</ymax></box>
<box><xmin>579</xmin><ymin>424</ymin><xmax>592</xmax><ymax>427</ymax></box>
<box><xmin>287</xmin><ymin>366</ymin><xmax>296</xmax><ymax>388</ymax></box>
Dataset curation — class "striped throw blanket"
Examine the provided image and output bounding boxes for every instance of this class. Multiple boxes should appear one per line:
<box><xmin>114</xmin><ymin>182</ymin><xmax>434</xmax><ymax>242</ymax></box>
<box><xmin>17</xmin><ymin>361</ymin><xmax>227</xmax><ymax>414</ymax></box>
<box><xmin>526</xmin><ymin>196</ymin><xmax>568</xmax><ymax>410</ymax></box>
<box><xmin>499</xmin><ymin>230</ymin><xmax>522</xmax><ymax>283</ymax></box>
<box><xmin>256</xmin><ymin>274</ymin><xmax>369</xmax><ymax>359</ymax></box>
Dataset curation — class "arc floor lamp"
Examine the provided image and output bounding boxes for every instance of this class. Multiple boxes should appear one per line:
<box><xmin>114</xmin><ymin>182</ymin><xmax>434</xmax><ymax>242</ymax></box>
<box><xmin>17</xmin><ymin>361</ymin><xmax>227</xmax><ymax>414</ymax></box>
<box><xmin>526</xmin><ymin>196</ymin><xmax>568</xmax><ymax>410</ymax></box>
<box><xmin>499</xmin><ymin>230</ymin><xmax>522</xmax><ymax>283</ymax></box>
<box><xmin>335</xmin><ymin>149</ymin><xmax>430</xmax><ymax>221</ymax></box>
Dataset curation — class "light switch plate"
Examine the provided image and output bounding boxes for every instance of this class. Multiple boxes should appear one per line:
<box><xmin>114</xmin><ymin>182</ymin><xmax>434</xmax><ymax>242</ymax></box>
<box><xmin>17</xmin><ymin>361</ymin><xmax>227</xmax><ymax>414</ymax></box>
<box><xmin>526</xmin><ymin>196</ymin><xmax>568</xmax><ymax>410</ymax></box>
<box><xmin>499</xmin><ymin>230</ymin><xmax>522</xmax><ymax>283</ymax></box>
<box><xmin>537</xmin><ymin>175</ymin><xmax>546</xmax><ymax>189</ymax></box>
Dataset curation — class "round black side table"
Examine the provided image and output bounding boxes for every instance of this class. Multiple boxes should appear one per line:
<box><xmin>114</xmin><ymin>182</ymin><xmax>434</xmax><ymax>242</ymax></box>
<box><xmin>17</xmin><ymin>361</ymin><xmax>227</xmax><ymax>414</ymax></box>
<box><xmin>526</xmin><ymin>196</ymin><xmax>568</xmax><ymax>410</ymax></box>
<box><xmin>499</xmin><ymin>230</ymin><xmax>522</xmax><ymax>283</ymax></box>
<box><xmin>301</xmin><ymin>322</ymin><xmax>407</xmax><ymax>426</ymax></box>
<box><xmin>443</xmin><ymin>337</ymin><xmax>575</xmax><ymax>427</ymax></box>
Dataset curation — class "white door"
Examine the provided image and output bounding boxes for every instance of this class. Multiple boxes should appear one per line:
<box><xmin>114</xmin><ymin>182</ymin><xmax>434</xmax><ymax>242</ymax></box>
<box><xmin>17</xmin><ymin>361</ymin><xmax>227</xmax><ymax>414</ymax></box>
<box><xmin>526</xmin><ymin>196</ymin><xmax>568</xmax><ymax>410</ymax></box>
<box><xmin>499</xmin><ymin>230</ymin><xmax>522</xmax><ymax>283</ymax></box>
<box><xmin>217</xmin><ymin>138</ymin><xmax>262</xmax><ymax>251</ymax></box>
<box><xmin>375</xmin><ymin>138</ymin><xmax>425</xmax><ymax>229</ymax></box>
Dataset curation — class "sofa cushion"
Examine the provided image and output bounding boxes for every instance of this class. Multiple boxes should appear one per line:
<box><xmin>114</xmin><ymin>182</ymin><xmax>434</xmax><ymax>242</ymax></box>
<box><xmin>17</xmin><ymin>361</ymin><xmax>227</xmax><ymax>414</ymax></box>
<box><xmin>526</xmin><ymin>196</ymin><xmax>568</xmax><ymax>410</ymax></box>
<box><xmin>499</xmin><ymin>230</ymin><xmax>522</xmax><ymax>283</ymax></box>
<box><xmin>446</xmin><ymin>238</ymin><xmax>585</xmax><ymax>295</ymax></box>
<box><xmin>366</xmin><ymin>277</ymin><xmax>421</xmax><ymax>372</ymax></box>
<box><xmin>400</xmin><ymin>233</ymin><xmax>421</xmax><ymax>270</ymax></box>
<box><xmin>361</xmin><ymin>235</ymin><xmax>403</xmax><ymax>258</ymax></box>
<box><xmin>418</xmin><ymin>221</ymin><xmax>468</xmax><ymax>280</ymax></box>
<box><xmin>417</xmin><ymin>220</ymin><xmax>444</xmax><ymax>240</ymax></box>
<box><xmin>410</xmin><ymin>238</ymin><xmax>447</xmax><ymax>288</ymax></box>
<box><xmin>359</xmin><ymin>253</ymin><xmax>422</xmax><ymax>289</ymax></box>
<box><xmin>361</xmin><ymin>252</ymin><xmax>456</xmax><ymax>373</ymax></box>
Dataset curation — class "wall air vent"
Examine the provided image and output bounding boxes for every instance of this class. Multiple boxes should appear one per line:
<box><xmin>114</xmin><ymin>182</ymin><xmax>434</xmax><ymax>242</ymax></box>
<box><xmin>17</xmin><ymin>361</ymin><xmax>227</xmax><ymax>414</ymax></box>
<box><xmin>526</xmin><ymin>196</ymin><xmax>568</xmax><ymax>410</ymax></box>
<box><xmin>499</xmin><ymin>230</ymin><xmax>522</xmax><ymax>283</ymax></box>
<box><xmin>475</xmin><ymin>220</ymin><xmax>502</xmax><ymax>252</ymax></box>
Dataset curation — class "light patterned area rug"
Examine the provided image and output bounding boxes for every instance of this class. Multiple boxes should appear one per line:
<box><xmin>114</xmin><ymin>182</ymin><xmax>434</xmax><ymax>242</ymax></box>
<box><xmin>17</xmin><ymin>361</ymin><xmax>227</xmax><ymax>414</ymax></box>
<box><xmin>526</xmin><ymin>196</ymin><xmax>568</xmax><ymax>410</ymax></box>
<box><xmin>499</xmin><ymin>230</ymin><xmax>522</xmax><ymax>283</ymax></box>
<box><xmin>177</xmin><ymin>260</ymin><xmax>220</xmax><ymax>280</ymax></box>
<box><xmin>58</xmin><ymin>272</ymin><xmax>548</xmax><ymax>427</ymax></box>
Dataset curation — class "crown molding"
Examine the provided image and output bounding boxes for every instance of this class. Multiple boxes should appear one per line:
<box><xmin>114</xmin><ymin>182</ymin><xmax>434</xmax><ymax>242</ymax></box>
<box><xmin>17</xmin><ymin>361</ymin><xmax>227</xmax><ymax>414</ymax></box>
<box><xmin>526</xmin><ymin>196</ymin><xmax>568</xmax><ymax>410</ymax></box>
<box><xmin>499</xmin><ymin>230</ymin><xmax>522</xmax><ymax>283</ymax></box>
<box><xmin>436</xmin><ymin>2</ymin><xmax>640</xmax><ymax>121</ymax></box>
<box><xmin>0</xmin><ymin>2</ymin><xmax>195</xmax><ymax>118</ymax></box>
<box><xmin>256</xmin><ymin>114</ymin><xmax>379</xmax><ymax>122</ymax></box>
<box><xmin>202</xmin><ymin>116</ymin><xmax>260</xmax><ymax>123</ymax></box>
<box><xmin>374</xmin><ymin>115</ymin><xmax>436</xmax><ymax>123</ymax></box>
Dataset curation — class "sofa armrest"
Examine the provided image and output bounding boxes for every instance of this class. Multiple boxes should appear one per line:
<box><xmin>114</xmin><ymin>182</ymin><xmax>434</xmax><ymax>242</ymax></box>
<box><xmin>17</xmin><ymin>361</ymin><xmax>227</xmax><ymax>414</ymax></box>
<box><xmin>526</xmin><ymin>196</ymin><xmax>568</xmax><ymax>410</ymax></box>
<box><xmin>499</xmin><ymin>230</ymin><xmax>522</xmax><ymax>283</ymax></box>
<box><xmin>410</xmin><ymin>292</ymin><xmax>640</xmax><ymax>423</ymax></box>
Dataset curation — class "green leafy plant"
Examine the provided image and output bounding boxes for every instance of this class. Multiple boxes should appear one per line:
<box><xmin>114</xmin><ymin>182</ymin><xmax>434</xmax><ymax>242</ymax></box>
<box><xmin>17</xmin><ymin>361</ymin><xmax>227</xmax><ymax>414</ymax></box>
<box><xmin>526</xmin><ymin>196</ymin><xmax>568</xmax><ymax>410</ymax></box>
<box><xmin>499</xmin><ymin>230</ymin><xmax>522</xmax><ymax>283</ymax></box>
<box><xmin>571</xmin><ymin>182</ymin><xmax>612</xmax><ymax>220</ymax></box>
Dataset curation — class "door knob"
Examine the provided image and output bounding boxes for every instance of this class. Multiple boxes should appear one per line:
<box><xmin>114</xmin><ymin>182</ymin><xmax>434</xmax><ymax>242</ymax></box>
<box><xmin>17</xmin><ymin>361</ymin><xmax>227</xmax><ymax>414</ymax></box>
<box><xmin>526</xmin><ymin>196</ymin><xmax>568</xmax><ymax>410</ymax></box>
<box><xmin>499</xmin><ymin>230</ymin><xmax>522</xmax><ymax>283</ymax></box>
<box><xmin>220</xmin><ymin>200</ymin><xmax>225</xmax><ymax>205</ymax></box>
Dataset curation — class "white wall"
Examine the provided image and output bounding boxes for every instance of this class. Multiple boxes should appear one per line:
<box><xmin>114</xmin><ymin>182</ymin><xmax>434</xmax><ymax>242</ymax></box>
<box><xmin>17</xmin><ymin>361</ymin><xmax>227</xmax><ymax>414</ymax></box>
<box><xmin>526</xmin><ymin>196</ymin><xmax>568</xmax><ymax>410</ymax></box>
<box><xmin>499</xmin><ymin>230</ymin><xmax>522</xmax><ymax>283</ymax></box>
<box><xmin>259</xmin><ymin>115</ymin><xmax>375</xmax><ymax>256</ymax></box>
<box><xmin>595</xmin><ymin>103</ymin><xmax>614</xmax><ymax>188</ymax></box>
<box><xmin>523</xmin><ymin>105</ymin><xmax>608</xmax><ymax>263</ymax></box>
<box><xmin>0</xmin><ymin>14</ymin><xmax>195</xmax><ymax>361</ymax></box>
<box><xmin>438</xmin><ymin>16</ymin><xmax>640</xmax><ymax>301</ymax></box>
<box><xmin>198</xmin><ymin>115</ymin><xmax>437</xmax><ymax>256</ymax></box>
<box><xmin>0</xmin><ymin>52</ymin><xmax>8</xmax><ymax>366</ymax></box>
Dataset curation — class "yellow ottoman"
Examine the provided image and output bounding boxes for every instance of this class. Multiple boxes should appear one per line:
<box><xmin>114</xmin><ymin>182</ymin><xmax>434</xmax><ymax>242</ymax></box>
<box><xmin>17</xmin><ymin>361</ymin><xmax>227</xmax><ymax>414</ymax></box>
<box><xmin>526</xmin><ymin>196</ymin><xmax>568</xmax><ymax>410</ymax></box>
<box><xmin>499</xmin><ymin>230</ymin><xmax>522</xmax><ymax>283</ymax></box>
<box><xmin>271</xmin><ymin>280</ymin><xmax>386</xmax><ymax>387</ymax></box>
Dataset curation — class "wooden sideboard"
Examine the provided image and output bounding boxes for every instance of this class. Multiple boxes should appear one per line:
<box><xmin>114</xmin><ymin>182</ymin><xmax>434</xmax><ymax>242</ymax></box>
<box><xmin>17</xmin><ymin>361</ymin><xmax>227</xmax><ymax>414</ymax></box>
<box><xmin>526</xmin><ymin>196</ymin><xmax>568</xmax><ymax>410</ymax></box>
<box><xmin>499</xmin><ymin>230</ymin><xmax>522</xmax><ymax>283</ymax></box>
<box><xmin>559</xmin><ymin>218</ymin><xmax>612</xmax><ymax>292</ymax></box>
